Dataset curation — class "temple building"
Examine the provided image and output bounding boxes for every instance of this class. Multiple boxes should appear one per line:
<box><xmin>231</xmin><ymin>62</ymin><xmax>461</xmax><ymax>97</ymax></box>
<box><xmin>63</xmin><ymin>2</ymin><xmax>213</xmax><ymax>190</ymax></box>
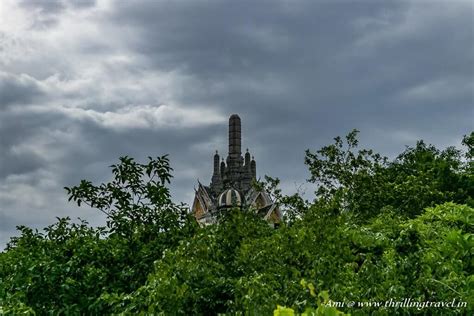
<box><xmin>191</xmin><ymin>114</ymin><xmax>282</xmax><ymax>226</ymax></box>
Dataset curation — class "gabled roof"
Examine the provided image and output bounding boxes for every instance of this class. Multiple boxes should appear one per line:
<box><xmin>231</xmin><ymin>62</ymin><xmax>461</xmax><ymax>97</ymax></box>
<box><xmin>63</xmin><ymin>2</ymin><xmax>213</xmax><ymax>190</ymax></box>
<box><xmin>194</xmin><ymin>182</ymin><xmax>215</xmax><ymax>212</ymax></box>
<box><xmin>263</xmin><ymin>203</ymin><xmax>281</xmax><ymax>222</ymax></box>
<box><xmin>245</xmin><ymin>188</ymin><xmax>272</xmax><ymax>207</ymax></box>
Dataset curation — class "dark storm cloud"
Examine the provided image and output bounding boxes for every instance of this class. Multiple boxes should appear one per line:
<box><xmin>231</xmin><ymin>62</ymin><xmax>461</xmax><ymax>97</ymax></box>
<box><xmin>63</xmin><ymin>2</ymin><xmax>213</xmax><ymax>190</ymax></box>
<box><xmin>0</xmin><ymin>107</ymin><xmax>68</xmax><ymax>179</ymax></box>
<box><xmin>107</xmin><ymin>0</ymin><xmax>472</xmax><ymax>137</ymax></box>
<box><xmin>19</xmin><ymin>0</ymin><xmax>97</xmax><ymax>14</ymax></box>
<box><xmin>0</xmin><ymin>0</ymin><xmax>472</xmax><ymax>247</ymax></box>
<box><xmin>69</xmin><ymin>0</ymin><xmax>96</xmax><ymax>9</ymax></box>
<box><xmin>110</xmin><ymin>1</ymin><xmax>401</xmax><ymax>76</ymax></box>
<box><xmin>0</xmin><ymin>72</ymin><xmax>44</xmax><ymax>107</ymax></box>
<box><xmin>19</xmin><ymin>0</ymin><xmax>65</xmax><ymax>14</ymax></box>
<box><xmin>19</xmin><ymin>0</ymin><xmax>65</xmax><ymax>28</ymax></box>
<box><xmin>18</xmin><ymin>0</ymin><xmax>97</xmax><ymax>28</ymax></box>
<box><xmin>106</xmin><ymin>0</ymin><xmax>473</xmax><ymax>174</ymax></box>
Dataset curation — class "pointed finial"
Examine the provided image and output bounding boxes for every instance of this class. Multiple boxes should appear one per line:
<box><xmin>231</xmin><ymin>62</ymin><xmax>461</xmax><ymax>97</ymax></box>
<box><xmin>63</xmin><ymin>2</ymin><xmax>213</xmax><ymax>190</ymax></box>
<box><xmin>252</xmin><ymin>156</ymin><xmax>254</xmax><ymax>160</ymax></box>
<box><xmin>216</xmin><ymin>150</ymin><xmax>218</xmax><ymax>154</ymax></box>
<box><xmin>246</xmin><ymin>148</ymin><xmax>249</xmax><ymax>152</ymax></box>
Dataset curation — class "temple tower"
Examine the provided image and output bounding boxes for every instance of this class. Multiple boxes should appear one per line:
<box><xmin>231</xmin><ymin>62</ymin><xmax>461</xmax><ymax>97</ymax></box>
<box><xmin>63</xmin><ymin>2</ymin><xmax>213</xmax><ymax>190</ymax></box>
<box><xmin>193</xmin><ymin>114</ymin><xmax>282</xmax><ymax>226</ymax></box>
<box><xmin>220</xmin><ymin>114</ymin><xmax>253</xmax><ymax>191</ymax></box>
<box><xmin>210</xmin><ymin>151</ymin><xmax>223</xmax><ymax>195</ymax></box>
<box><xmin>228</xmin><ymin>114</ymin><xmax>241</xmax><ymax>160</ymax></box>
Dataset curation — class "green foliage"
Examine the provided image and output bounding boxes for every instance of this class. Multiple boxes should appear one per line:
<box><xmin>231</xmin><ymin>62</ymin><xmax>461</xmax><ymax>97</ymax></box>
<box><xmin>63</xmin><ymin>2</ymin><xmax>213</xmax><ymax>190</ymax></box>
<box><xmin>64</xmin><ymin>155</ymin><xmax>190</xmax><ymax>237</ymax></box>
<box><xmin>462</xmin><ymin>131</ymin><xmax>474</xmax><ymax>160</ymax></box>
<box><xmin>305</xmin><ymin>130</ymin><xmax>474</xmax><ymax>218</ymax></box>
<box><xmin>99</xmin><ymin>201</ymin><xmax>473</xmax><ymax>315</ymax></box>
<box><xmin>1</xmin><ymin>132</ymin><xmax>472</xmax><ymax>315</ymax></box>
<box><xmin>305</xmin><ymin>129</ymin><xmax>387</xmax><ymax>215</ymax></box>
<box><xmin>1</xmin><ymin>219</ymin><xmax>109</xmax><ymax>314</ymax></box>
<box><xmin>253</xmin><ymin>175</ymin><xmax>309</xmax><ymax>222</ymax></box>
<box><xmin>0</xmin><ymin>156</ymin><xmax>197</xmax><ymax>314</ymax></box>
<box><xmin>273</xmin><ymin>281</ymin><xmax>349</xmax><ymax>316</ymax></box>
<box><xmin>103</xmin><ymin>208</ymin><xmax>275</xmax><ymax>314</ymax></box>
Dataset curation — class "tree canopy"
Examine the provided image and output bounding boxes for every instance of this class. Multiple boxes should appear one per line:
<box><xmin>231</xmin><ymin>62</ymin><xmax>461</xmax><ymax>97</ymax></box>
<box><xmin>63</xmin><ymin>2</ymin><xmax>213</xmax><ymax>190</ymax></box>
<box><xmin>1</xmin><ymin>131</ymin><xmax>472</xmax><ymax>315</ymax></box>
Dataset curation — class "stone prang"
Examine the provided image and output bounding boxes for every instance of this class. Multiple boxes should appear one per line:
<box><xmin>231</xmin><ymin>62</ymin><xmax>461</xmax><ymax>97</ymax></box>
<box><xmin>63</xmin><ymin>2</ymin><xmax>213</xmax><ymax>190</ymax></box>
<box><xmin>192</xmin><ymin>114</ymin><xmax>281</xmax><ymax>226</ymax></box>
<box><xmin>210</xmin><ymin>114</ymin><xmax>256</xmax><ymax>195</ymax></box>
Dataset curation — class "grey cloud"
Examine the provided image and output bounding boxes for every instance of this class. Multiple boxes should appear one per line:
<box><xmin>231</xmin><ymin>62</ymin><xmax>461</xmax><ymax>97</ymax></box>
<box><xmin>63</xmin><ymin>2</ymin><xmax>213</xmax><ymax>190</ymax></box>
<box><xmin>106</xmin><ymin>0</ymin><xmax>472</xmax><ymax>135</ymax></box>
<box><xmin>0</xmin><ymin>151</ymin><xmax>46</xmax><ymax>180</ymax></box>
<box><xmin>69</xmin><ymin>0</ymin><xmax>96</xmax><ymax>9</ymax></box>
<box><xmin>0</xmin><ymin>0</ymin><xmax>472</xmax><ymax>248</ymax></box>
<box><xmin>0</xmin><ymin>72</ymin><xmax>44</xmax><ymax>107</ymax></box>
<box><xmin>18</xmin><ymin>0</ymin><xmax>97</xmax><ymax>29</ymax></box>
<box><xmin>19</xmin><ymin>0</ymin><xmax>65</xmax><ymax>14</ymax></box>
<box><xmin>19</xmin><ymin>0</ymin><xmax>65</xmax><ymax>29</ymax></box>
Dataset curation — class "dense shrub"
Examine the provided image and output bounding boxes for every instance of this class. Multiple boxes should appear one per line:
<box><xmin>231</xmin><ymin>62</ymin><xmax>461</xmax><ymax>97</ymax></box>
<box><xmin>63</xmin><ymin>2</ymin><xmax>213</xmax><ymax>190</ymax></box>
<box><xmin>1</xmin><ymin>132</ymin><xmax>472</xmax><ymax>315</ymax></box>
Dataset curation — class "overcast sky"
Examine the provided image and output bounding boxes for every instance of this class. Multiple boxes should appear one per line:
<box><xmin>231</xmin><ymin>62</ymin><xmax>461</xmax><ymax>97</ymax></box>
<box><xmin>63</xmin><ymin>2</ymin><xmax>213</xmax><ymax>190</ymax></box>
<box><xmin>0</xmin><ymin>0</ymin><xmax>473</xmax><ymax>247</ymax></box>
